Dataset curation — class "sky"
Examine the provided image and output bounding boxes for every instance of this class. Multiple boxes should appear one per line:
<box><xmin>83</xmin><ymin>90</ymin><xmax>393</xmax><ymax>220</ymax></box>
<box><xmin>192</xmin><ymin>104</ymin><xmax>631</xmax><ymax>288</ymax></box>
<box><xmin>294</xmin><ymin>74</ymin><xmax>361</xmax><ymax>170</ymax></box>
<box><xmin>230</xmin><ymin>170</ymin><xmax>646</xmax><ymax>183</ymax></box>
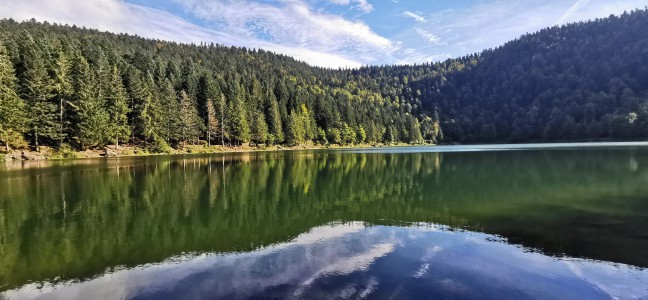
<box><xmin>0</xmin><ymin>0</ymin><xmax>646</xmax><ymax>68</ymax></box>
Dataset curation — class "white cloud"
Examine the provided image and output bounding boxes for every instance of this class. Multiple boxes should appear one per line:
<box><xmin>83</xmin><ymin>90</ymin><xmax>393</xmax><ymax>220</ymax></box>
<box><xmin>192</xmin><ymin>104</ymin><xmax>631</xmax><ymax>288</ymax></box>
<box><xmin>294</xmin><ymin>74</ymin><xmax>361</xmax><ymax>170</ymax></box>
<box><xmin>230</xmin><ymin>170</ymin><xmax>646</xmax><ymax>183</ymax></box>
<box><xmin>0</xmin><ymin>0</ymin><xmax>132</xmax><ymax>32</ymax></box>
<box><xmin>0</xmin><ymin>0</ymin><xmax>396</xmax><ymax>68</ymax></box>
<box><xmin>327</xmin><ymin>0</ymin><xmax>374</xmax><ymax>13</ymax></box>
<box><xmin>171</xmin><ymin>0</ymin><xmax>394</xmax><ymax>64</ymax></box>
<box><xmin>402</xmin><ymin>11</ymin><xmax>426</xmax><ymax>23</ymax></box>
<box><xmin>416</xmin><ymin>27</ymin><xmax>441</xmax><ymax>44</ymax></box>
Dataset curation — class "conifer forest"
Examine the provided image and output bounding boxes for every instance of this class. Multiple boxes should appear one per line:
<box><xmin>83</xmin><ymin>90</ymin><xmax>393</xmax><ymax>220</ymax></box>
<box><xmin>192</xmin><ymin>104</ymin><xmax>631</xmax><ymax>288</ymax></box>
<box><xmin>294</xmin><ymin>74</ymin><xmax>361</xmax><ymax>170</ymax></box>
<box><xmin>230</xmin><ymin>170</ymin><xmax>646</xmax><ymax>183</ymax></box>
<box><xmin>1</xmin><ymin>10</ymin><xmax>648</xmax><ymax>152</ymax></box>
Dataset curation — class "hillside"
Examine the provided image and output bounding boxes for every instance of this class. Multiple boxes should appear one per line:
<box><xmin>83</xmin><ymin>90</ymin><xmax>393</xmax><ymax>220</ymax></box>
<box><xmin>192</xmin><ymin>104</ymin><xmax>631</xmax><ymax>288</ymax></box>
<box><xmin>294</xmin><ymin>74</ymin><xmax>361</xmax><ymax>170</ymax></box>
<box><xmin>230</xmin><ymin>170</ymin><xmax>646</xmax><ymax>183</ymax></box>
<box><xmin>1</xmin><ymin>9</ymin><xmax>647</xmax><ymax>152</ymax></box>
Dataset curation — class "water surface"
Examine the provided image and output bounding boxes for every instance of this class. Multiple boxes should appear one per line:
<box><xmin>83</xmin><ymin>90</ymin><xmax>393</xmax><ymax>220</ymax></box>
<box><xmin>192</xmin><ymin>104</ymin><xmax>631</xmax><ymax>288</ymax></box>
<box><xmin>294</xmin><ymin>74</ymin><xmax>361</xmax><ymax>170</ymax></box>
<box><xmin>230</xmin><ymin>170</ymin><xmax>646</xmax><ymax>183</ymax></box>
<box><xmin>1</xmin><ymin>144</ymin><xmax>648</xmax><ymax>299</ymax></box>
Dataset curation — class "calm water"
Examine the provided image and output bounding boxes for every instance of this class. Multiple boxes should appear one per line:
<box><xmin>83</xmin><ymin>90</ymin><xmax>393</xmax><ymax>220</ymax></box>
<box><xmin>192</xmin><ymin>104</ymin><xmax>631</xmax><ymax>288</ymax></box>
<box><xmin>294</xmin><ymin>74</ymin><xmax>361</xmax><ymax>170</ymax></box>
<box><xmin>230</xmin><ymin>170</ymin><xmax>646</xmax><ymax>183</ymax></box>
<box><xmin>1</xmin><ymin>143</ymin><xmax>648</xmax><ymax>299</ymax></box>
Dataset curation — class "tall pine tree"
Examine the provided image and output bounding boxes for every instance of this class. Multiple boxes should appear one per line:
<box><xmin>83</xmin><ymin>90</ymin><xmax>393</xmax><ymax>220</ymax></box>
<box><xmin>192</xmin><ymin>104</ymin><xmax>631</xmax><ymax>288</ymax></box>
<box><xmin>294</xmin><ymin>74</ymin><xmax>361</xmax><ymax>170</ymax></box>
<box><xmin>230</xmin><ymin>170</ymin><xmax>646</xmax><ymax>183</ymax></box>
<box><xmin>19</xmin><ymin>35</ymin><xmax>58</xmax><ymax>151</ymax></box>
<box><xmin>0</xmin><ymin>42</ymin><xmax>28</xmax><ymax>151</ymax></box>
<box><xmin>105</xmin><ymin>65</ymin><xmax>131</xmax><ymax>147</ymax></box>
<box><xmin>72</xmin><ymin>54</ymin><xmax>109</xmax><ymax>149</ymax></box>
<box><xmin>178</xmin><ymin>90</ymin><xmax>204</xmax><ymax>146</ymax></box>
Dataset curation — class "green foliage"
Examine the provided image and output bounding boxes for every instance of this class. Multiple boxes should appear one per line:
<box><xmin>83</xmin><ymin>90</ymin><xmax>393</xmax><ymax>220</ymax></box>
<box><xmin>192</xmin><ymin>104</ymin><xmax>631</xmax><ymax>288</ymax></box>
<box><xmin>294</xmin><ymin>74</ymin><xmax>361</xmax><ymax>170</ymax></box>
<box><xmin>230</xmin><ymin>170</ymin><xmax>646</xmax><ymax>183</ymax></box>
<box><xmin>0</xmin><ymin>41</ymin><xmax>28</xmax><ymax>151</ymax></box>
<box><xmin>178</xmin><ymin>90</ymin><xmax>204</xmax><ymax>145</ymax></box>
<box><xmin>327</xmin><ymin>128</ymin><xmax>342</xmax><ymax>145</ymax></box>
<box><xmin>19</xmin><ymin>34</ymin><xmax>59</xmax><ymax>150</ymax></box>
<box><xmin>342</xmin><ymin>123</ymin><xmax>356</xmax><ymax>145</ymax></box>
<box><xmin>52</xmin><ymin>48</ymin><xmax>73</xmax><ymax>146</ymax></box>
<box><xmin>251</xmin><ymin>110</ymin><xmax>269</xmax><ymax>145</ymax></box>
<box><xmin>287</xmin><ymin>110</ymin><xmax>306</xmax><ymax>145</ymax></box>
<box><xmin>407</xmin><ymin>116</ymin><xmax>424</xmax><ymax>144</ymax></box>
<box><xmin>317</xmin><ymin>127</ymin><xmax>328</xmax><ymax>145</ymax></box>
<box><xmin>357</xmin><ymin>125</ymin><xmax>367</xmax><ymax>144</ymax></box>
<box><xmin>51</xmin><ymin>143</ymin><xmax>81</xmax><ymax>159</ymax></box>
<box><xmin>206</xmin><ymin>98</ymin><xmax>220</xmax><ymax>146</ymax></box>
<box><xmin>71</xmin><ymin>54</ymin><xmax>110</xmax><ymax>149</ymax></box>
<box><xmin>105</xmin><ymin>66</ymin><xmax>131</xmax><ymax>146</ymax></box>
<box><xmin>267</xmin><ymin>93</ymin><xmax>284</xmax><ymax>144</ymax></box>
<box><xmin>227</xmin><ymin>83</ymin><xmax>250</xmax><ymax>145</ymax></box>
<box><xmin>158</xmin><ymin>79</ymin><xmax>182</xmax><ymax>145</ymax></box>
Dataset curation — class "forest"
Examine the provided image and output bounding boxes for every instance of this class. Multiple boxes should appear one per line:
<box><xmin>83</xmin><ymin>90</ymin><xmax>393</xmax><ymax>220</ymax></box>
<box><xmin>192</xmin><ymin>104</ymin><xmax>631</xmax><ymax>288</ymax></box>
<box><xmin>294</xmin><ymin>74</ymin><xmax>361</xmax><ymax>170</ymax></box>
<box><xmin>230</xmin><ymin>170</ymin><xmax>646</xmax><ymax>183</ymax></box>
<box><xmin>1</xmin><ymin>9</ymin><xmax>647</xmax><ymax>152</ymax></box>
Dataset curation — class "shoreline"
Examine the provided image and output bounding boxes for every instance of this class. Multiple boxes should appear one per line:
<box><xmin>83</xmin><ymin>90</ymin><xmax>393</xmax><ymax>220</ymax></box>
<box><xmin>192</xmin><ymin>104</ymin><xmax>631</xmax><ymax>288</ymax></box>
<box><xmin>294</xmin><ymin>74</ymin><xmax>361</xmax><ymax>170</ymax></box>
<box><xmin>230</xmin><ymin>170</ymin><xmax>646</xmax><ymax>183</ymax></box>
<box><xmin>4</xmin><ymin>139</ymin><xmax>648</xmax><ymax>162</ymax></box>
<box><xmin>0</xmin><ymin>143</ymin><xmax>416</xmax><ymax>162</ymax></box>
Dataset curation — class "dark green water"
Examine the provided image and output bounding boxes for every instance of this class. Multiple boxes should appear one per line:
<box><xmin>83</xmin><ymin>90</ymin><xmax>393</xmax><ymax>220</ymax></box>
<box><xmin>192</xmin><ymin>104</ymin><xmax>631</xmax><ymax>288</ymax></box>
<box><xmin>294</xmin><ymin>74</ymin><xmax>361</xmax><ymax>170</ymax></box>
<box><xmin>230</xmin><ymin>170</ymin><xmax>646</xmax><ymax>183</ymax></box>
<box><xmin>1</xmin><ymin>143</ymin><xmax>648</xmax><ymax>299</ymax></box>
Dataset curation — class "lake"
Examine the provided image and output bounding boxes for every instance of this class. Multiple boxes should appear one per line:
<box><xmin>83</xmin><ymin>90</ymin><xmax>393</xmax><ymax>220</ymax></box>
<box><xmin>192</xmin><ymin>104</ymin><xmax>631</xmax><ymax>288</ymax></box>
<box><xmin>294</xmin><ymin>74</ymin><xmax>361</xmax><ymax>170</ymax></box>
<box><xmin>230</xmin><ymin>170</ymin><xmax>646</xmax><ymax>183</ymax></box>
<box><xmin>1</xmin><ymin>143</ymin><xmax>648</xmax><ymax>299</ymax></box>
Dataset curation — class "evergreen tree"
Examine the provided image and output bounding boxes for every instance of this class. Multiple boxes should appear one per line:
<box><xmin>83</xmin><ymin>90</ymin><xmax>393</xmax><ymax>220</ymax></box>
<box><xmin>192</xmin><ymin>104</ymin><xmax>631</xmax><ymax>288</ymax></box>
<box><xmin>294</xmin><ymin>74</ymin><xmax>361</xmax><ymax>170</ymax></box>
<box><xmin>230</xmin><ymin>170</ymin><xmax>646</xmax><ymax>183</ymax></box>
<box><xmin>228</xmin><ymin>83</ymin><xmax>250</xmax><ymax>145</ymax></box>
<box><xmin>287</xmin><ymin>110</ymin><xmax>306</xmax><ymax>145</ymax></box>
<box><xmin>266</xmin><ymin>91</ymin><xmax>284</xmax><ymax>144</ymax></box>
<box><xmin>342</xmin><ymin>123</ymin><xmax>356</xmax><ymax>145</ymax></box>
<box><xmin>158</xmin><ymin>79</ymin><xmax>182</xmax><ymax>144</ymax></box>
<box><xmin>0</xmin><ymin>42</ymin><xmax>28</xmax><ymax>151</ymax></box>
<box><xmin>19</xmin><ymin>36</ymin><xmax>58</xmax><ymax>151</ymax></box>
<box><xmin>251</xmin><ymin>110</ymin><xmax>269</xmax><ymax>145</ymax></box>
<box><xmin>357</xmin><ymin>125</ymin><xmax>367</xmax><ymax>144</ymax></box>
<box><xmin>218</xmin><ymin>92</ymin><xmax>228</xmax><ymax>147</ymax></box>
<box><xmin>178</xmin><ymin>90</ymin><xmax>204</xmax><ymax>146</ymax></box>
<box><xmin>52</xmin><ymin>48</ymin><xmax>73</xmax><ymax>146</ymax></box>
<box><xmin>407</xmin><ymin>116</ymin><xmax>424</xmax><ymax>144</ymax></box>
<box><xmin>128</xmin><ymin>72</ymin><xmax>158</xmax><ymax>146</ymax></box>
<box><xmin>206</xmin><ymin>98</ymin><xmax>219</xmax><ymax>147</ymax></box>
<box><xmin>72</xmin><ymin>54</ymin><xmax>109</xmax><ymax>149</ymax></box>
<box><xmin>105</xmin><ymin>65</ymin><xmax>131</xmax><ymax>147</ymax></box>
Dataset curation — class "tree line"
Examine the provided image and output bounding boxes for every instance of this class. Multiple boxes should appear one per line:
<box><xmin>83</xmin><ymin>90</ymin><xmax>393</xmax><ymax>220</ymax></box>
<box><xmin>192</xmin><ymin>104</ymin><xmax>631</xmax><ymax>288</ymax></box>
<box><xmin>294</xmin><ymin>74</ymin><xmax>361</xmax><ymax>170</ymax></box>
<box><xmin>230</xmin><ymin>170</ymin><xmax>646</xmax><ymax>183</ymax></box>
<box><xmin>1</xmin><ymin>9</ymin><xmax>648</xmax><ymax>151</ymax></box>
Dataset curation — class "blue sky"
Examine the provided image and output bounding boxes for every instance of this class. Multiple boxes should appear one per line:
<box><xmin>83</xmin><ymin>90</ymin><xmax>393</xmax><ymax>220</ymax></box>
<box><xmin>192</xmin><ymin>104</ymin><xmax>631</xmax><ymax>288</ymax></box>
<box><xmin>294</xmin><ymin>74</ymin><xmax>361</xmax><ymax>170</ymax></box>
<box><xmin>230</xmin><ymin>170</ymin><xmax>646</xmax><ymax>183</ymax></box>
<box><xmin>1</xmin><ymin>0</ymin><xmax>647</xmax><ymax>67</ymax></box>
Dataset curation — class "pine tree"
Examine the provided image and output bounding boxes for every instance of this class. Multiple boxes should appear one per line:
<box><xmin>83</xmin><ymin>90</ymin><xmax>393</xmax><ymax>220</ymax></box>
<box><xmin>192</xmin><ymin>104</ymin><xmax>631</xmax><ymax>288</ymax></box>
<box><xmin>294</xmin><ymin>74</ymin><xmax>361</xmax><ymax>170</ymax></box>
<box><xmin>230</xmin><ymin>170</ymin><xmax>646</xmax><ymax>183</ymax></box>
<box><xmin>158</xmin><ymin>79</ymin><xmax>182</xmax><ymax>145</ymax></box>
<box><xmin>219</xmin><ymin>92</ymin><xmax>228</xmax><ymax>146</ymax></box>
<box><xmin>251</xmin><ymin>110</ymin><xmax>268</xmax><ymax>145</ymax></box>
<box><xmin>105</xmin><ymin>65</ymin><xmax>131</xmax><ymax>147</ymax></box>
<box><xmin>128</xmin><ymin>71</ymin><xmax>159</xmax><ymax>146</ymax></box>
<box><xmin>357</xmin><ymin>125</ymin><xmax>367</xmax><ymax>144</ymax></box>
<box><xmin>287</xmin><ymin>110</ymin><xmax>305</xmax><ymax>145</ymax></box>
<box><xmin>52</xmin><ymin>48</ymin><xmax>73</xmax><ymax>146</ymax></box>
<box><xmin>0</xmin><ymin>42</ymin><xmax>28</xmax><ymax>151</ymax></box>
<box><xmin>206</xmin><ymin>98</ymin><xmax>219</xmax><ymax>146</ymax></box>
<box><xmin>228</xmin><ymin>83</ymin><xmax>250</xmax><ymax>145</ymax></box>
<box><xmin>266</xmin><ymin>91</ymin><xmax>284</xmax><ymax>144</ymax></box>
<box><xmin>407</xmin><ymin>116</ymin><xmax>423</xmax><ymax>144</ymax></box>
<box><xmin>432</xmin><ymin>109</ymin><xmax>444</xmax><ymax>143</ymax></box>
<box><xmin>19</xmin><ymin>36</ymin><xmax>58</xmax><ymax>151</ymax></box>
<box><xmin>342</xmin><ymin>122</ymin><xmax>356</xmax><ymax>145</ymax></box>
<box><xmin>72</xmin><ymin>54</ymin><xmax>109</xmax><ymax>149</ymax></box>
<box><xmin>301</xmin><ymin>104</ymin><xmax>316</xmax><ymax>142</ymax></box>
<box><xmin>196</xmin><ymin>73</ymin><xmax>215</xmax><ymax>125</ymax></box>
<box><xmin>178</xmin><ymin>90</ymin><xmax>204</xmax><ymax>146</ymax></box>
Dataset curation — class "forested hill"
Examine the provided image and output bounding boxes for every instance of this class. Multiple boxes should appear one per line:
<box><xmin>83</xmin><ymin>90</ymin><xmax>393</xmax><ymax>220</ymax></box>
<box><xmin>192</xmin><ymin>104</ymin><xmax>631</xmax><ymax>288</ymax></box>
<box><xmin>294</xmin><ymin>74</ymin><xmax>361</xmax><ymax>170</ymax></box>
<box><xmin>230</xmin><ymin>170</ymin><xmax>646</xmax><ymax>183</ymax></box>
<box><xmin>1</xmin><ymin>9</ymin><xmax>647</xmax><ymax>152</ymax></box>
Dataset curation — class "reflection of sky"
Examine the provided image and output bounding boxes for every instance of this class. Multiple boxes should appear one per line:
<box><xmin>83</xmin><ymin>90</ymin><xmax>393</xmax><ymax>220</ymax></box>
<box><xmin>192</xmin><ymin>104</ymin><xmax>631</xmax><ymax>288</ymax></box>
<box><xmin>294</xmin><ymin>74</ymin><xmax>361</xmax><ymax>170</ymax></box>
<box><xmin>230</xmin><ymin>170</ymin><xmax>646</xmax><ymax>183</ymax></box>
<box><xmin>5</xmin><ymin>222</ymin><xmax>648</xmax><ymax>300</ymax></box>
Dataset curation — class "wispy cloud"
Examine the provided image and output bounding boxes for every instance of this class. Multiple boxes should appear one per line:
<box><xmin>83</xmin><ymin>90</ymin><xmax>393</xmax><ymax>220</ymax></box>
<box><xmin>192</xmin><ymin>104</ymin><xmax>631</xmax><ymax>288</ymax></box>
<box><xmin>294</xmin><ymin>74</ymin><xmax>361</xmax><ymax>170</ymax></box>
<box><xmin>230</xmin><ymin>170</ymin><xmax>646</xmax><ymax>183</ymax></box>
<box><xmin>171</xmin><ymin>0</ymin><xmax>395</xmax><ymax>64</ymax></box>
<box><xmin>326</xmin><ymin>0</ymin><xmax>374</xmax><ymax>13</ymax></box>
<box><xmin>415</xmin><ymin>27</ymin><xmax>441</xmax><ymax>44</ymax></box>
<box><xmin>402</xmin><ymin>11</ymin><xmax>426</xmax><ymax>23</ymax></box>
<box><xmin>557</xmin><ymin>0</ymin><xmax>595</xmax><ymax>24</ymax></box>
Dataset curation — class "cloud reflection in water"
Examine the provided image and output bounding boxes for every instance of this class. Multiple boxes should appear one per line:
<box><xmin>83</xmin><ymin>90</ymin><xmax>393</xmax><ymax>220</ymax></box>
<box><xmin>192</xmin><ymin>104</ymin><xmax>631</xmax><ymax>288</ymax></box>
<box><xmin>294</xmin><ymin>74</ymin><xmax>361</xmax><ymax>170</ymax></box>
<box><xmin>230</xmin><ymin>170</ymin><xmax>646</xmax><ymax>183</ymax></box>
<box><xmin>4</xmin><ymin>222</ymin><xmax>648</xmax><ymax>300</ymax></box>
